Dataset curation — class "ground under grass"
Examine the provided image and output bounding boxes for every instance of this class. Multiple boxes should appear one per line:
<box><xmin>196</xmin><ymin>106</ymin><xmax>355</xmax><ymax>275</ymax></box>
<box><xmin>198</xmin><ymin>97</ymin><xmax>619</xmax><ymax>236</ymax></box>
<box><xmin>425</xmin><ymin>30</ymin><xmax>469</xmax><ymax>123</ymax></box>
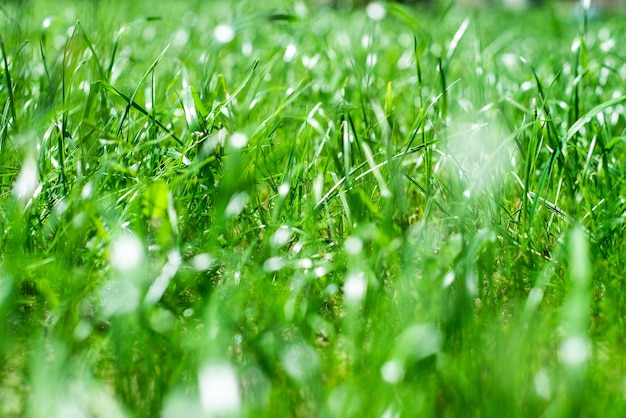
<box><xmin>2</xmin><ymin>0</ymin><xmax>626</xmax><ymax>416</ymax></box>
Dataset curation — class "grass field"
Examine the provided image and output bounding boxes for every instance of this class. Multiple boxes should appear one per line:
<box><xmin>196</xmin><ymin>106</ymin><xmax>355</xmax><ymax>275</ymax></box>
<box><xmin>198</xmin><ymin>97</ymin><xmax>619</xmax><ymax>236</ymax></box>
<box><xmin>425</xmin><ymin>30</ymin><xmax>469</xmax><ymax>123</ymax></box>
<box><xmin>2</xmin><ymin>0</ymin><xmax>626</xmax><ymax>416</ymax></box>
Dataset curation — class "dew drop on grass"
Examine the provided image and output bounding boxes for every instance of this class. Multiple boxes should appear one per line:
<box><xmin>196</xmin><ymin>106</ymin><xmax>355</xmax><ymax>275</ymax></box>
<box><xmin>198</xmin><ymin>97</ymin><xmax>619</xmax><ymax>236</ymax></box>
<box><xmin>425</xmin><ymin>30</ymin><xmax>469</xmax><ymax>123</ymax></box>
<box><xmin>296</xmin><ymin>258</ymin><xmax>312</xmax><ymax>269</ymax></box>
<box><xmin>302</xmin><ymin>54</ymin><xmax>319</xmax><ymax>69</ymax></box>
<box><xmin>264</xmin><ymin>256</ymin><xmax>285</xmax><ymax>272</ymax></box>
<box><xmin>229</xmin><ymin>132</ymin><xmax>248</xmax><ymax>148</ymax></box>
<box><xmin>520</xmin><ymin>80</ymin><xmax>533</xmax><ymax>92</ymax></box>
<box><xmin>366</xmin><ymin>53</ymin><xmax>378</xmax><ymax>68</ymax></box>
<box><xmin>198</xmin><ymin>363</ymin><xmax>241</xmax><ymax>416</ymax></box>
<box><xmin>344</xmin><ymin>271</ymin><xmax>367</xmax><ymax>302</ymax></box>
<box><xmin>361</xmin><ymin>34</ymin><xmax>372</xmax><ymax>48</ymax></box>
<box><xmin>191</xmin><ymin>253</ymin><xmax>215</xmax><ymax>271</ymax></box>
<box><xmin>214</xmin><ymin>23</ymin><xmax>235</xmax><ymax>44</ymax></box>
<box><xmin>291</xmin><ymin>240</ymin><xmax>303</xmax><ymax>254</ymax></box>
<box><xmin>559</xmin><ymin>336</ymin><xmax>590</xmax><ymax>366</ymax></box>
<box><xmin>366</xmin><ymin>2</ymin><xmax>386</xmax><ymax>21</ymax></box>
<box><xmin>14</xmin><ymin>159</ymin><xmax>39</xmax><ymax>202</ymax></box>
<box><xmin>284</xmin><ymin>44</ymin><xmax>297</xmax><ymax>62</ymax></box>
<box><xmin>81</xmin><ymin>182</ymin><xmax>93</xmax><ymax>199</ymax></box>
<box><xmin>442</xmin><ymin>271</ymin><xmax>455</xmax><ymax>288</ymax></box>
<box><xmin>533</xmin><ymin>369</ymin><xmax>551</xmax><ymax>400</ymax></box>
<box><xmin>278</xmin><ymin>183</ymin><xmax>290</xmax><ymax>197</ymax></box>
<box><xmin>271</xmin><ymin>226</ymin><xmax>291</xmax><ymax>248</ymax></box>
<box><xmin>242</xmin><ymin>41</ymin><xmax>253</xmax><ymax>57</ymax></box>
<box><xmin>144</xmin><ymin>250</ymin><xmax>182</xmax><ymax>306</ymax></box>
<box><xmin>344</xmin><ymin>236</ymin><xmax>363</xmax><ymax>255</ymax></box>
<box><xmin>596</xmin><ymin>111</ymin><xmax>605</xmax><ymax>125</ymax></box>
<box><xmin>381</xmin><ymin>406</ymin><xmax>401</xmax><ymax>418</ymax></box>
<box><xmin>313</xmin><ymin>174</ymin><xmax>324</xmax><ymax>203</ymax></box>
<box><xmin>397</xmin><ymin>51</ymin><xmax>412</xmax><ymax>69</ymax></box>
<box><xmin>109</xmin><ymin>233</ymin><xmax>144</xmax><ymax>272</ymax></box>
<box><xmin>381</xmin><ymin>360</ymin><xmax>404</xmax><ymax>384</ymax></box>
<box><xmin>314</xmin><ymin>266</ymin><xmax>328</xmax><ymax>278</ymax></box>
<box><xmin>225</xmin><ymin>192</ymin><xmax>249</xmax><ymax>217</ymax></box>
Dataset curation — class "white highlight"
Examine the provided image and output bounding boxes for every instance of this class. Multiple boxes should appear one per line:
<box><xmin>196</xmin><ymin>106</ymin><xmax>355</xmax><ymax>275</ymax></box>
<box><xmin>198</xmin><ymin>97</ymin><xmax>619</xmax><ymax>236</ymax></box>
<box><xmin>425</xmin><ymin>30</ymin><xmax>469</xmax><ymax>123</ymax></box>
<box><xmin>366</xmin><ymin>53</ymin><xmax>378</xmax><ymax>68</ymax></box>
<box><xmin>241</xmin><ymin>41</ymin><xmax>252</xmax><ymax>56</ymax></box>
<box><xmin>14</xmin><ymin>159</ymin><xmax>39</xmax><ymax>202</ymax></box>
<box><xmin>366</xmin><ymin>2</ymin><xmax>386</xmax><ymax>21</ymax></box>
<box><xmin>213</xmin><ymin>24</ymin><xmax>235</xmax><ymax>44</ymax></box>
<box><xmin>81</xmin><ymin>182</ymin><xmax>94</xmax><ymax>199</ymax></box>
<box><xmin>225</xmin><ymin>192</ymin><xmax>248</xmax><ymax>217</ymax></box>
<box><xmin>198</xmin><ymin>364</ymin><xmax>241</xmax><ymax>416</ymax></box>
<box><xmin>344</xmin><ymin>236</ymin><xmax>363</xmax><ymax>255</ymax></box>
<box><xmin>144</xmin><ymin>250</ymin><xmax>182</xmax><ymax>306</ymax></box>
<box><xmin>361</xmin><ymin>35</ymin><xmax>372</xmax><ymax>49</ymax></box>
<box><xmin>296</xmin><ymin>258</ymin><xmax>313</xmax><ymax>269</ymax></box>
<box><xmin>313</xmin><ymin>174</ymin><xmax>324</xmax><ymax>203</ymax></box>
<box><xmin>264</xmin><ymin>256</ymin><xmax>285</xmax><ymax>272</ymax></box>
<box><xmin>314</xmin><ymin>266</ymin><xmax>328</xmax><ymax>278</ymax></box>
<box><xmin>191</xmin><ymin>253</ymin><xmax>214</xmax><ymax>271</ymax></box>
<box><xmin>284</xmin><ymin>44</ymin><xmax>297</xmax><ymax>62</ymax></box>
<box><xmin>278</xmin><ymin>183</ymin><xmax>290</xmax><ymax>197</ymax></box>
<box><xmin>559</xmin><ymin>336</ymin><xmax>590</xmax><ymax>366</ymax></box>
<box><xmin>271</xmin><ymin>227</ymin><xmax>291</xmax><ymax>248</ymax></box>
<box><xmin>533</xmin><ymin>369</ymin><xmax>552</xmax><ymax>400</ymax></box>
<box><xmin>344</xmin><ymin>271</ymin><xmax>367</xmax><ymax>302</ymax></box>
<box><xmin>230</xmin><ymin>132</ymin><xmax>248</xmax><ymax>149</ymax></box>
<box><xmin>443</xmin><ymin>271</ymin><xmax>455</xmax><ymax>288</ymax></box>
<box><xmin>302</xmin><ymin>54</ymin><xmax>320</xmax><ymax>69</ymax></box>
<box><xmin>381</xmin><ymin>360</ymin><xmax>404</xmax><ymax>384</ymax></box>
<box><xmin>109</xmin><ymin>233</ymin><xmax>143</xmax><ymax>272</ymax></box>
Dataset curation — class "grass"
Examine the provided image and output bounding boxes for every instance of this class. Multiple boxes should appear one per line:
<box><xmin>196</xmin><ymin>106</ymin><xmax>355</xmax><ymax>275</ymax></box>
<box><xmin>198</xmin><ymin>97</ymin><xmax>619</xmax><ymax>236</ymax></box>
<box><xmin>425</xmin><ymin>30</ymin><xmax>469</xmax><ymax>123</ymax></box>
<box><xmin>2</xmin><ymin>0</ymin><xmax>626</xmax><ymax>416</ymax></box>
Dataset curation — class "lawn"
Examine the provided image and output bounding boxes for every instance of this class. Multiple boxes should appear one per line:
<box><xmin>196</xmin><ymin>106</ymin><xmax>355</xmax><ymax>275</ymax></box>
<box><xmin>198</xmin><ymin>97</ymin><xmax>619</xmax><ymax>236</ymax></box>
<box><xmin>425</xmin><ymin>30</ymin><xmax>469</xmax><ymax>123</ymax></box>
<box><xmin>2</xmin><ymin>0</ymin><xmax>626</xmax><ymax>416</ymax></box>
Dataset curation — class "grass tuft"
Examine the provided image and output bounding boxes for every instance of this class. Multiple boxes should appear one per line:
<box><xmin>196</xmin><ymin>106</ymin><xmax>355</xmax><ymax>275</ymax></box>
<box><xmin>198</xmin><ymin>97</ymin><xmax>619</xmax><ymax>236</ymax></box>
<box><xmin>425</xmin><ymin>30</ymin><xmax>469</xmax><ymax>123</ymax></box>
<box><xmin>2</xmin><ymin>1</ymin><xmax>626</xmax><ymax>417</ymax></box>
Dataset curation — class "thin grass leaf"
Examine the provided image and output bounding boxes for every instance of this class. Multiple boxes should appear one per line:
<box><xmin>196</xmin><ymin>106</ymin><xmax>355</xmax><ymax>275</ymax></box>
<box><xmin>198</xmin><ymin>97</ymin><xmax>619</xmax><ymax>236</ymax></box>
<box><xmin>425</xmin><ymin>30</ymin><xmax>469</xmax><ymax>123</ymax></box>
<box><xmin>0</xmin><ymin>33</ymin><xmax>17</xmax><ymax>129</ymax></box>
<box><xmin>100</xmin><ymin>81</ymin><xmax>182</xmax><ymax>145</ymax></box>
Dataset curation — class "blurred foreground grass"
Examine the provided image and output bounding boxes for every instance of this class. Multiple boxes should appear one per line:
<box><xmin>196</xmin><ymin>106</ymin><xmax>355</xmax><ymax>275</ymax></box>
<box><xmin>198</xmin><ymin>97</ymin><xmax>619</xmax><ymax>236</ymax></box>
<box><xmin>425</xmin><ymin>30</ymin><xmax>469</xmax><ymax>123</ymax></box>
<box><xmin>2</xmin><ymin>0</ymin><xmax>626</xmax><ymax>416</ymax></box>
